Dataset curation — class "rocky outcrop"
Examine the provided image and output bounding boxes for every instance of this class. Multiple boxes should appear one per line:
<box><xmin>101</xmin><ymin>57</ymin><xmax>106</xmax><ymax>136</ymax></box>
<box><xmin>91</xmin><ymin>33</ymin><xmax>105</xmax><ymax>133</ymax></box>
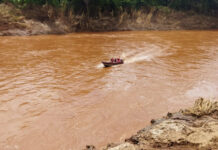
<box><xmin>85</xmin><ymin>98</ymin><xmax>218</xmax><ymax>150</ymax></box>
<box><xmin>0</xmin><ymin>3</ymin><xmax>73</xmax><ymax>36</ymax></box>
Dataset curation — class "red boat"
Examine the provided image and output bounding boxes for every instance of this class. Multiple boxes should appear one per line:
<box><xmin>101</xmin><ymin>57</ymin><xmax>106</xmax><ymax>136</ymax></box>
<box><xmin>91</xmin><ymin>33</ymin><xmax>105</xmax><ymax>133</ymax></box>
<box><xmin>102</xmin><ymin>58</ymin><xmax>124</xmax><ymax>67</ymax></box>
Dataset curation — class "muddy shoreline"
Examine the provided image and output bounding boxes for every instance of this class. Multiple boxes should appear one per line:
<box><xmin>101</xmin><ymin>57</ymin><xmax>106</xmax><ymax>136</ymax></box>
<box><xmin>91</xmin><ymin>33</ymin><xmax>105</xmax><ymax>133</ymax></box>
<box><xmin>84</xmin><ymin>98</ymin><xmax>218</xmax><ymax>150</ymax></box>
<box><xmin>0</xmin><ymin>3</ymin><xmax>218</xmax><ymax>36</ymax></box>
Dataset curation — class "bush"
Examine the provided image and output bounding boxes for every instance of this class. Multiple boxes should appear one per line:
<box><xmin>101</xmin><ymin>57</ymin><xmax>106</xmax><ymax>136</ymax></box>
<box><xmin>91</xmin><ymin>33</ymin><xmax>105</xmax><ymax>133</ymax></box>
<box><xmin>4</xmin><ymin>0</ymin><xmax>218</xmax><ymax>16</ymax></box>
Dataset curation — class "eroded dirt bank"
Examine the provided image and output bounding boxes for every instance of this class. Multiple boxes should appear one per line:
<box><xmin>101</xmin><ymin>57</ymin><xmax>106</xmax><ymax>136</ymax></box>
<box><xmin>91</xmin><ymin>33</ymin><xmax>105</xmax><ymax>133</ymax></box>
<box><xmin>84</xmin><ymin>98</ymin><xmax>218</xmax><ymax>150</ymax></box>
<box><xmin>0</xmin><ymin>3</ymin><xmax>218</xmax><ymax>36</ymax></box>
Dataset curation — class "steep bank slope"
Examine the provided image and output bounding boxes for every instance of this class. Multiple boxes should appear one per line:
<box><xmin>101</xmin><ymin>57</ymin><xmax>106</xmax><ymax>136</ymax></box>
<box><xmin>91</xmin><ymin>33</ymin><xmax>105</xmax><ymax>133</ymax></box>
<box><xmin>85</xmin><ymin>98</ymin><xmax>218</xmax><ymax>150</ymax></box>
<box><xmin>0</xmin><ymin>3</ymin><xmax>218</xmax><ymax>36</ymax></box>
<box><xmin>0</xmin><ymin>3</ymin><xmax>72</xmax><ymax>35</ymax></box>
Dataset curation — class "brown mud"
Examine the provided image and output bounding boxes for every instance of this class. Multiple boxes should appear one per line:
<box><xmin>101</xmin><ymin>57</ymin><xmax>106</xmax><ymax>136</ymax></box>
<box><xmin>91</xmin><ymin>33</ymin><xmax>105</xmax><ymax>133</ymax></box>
<box><xmin>0</xmin><ymin>3</ymin><xmax>218</xmax><ymax>36</ymax></box>
<box><xmin>85</xmin><ymin>98</ymin><xmax>218</xmax><ymax>150</ymax></box>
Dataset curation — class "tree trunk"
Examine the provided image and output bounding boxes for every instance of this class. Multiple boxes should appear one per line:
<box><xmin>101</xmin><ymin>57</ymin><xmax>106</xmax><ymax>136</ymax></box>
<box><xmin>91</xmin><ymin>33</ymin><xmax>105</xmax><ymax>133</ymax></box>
<box><xmin>83</xmin><ymin>0</ymin><xmax>90</xmax><ymax>17</ymax></box>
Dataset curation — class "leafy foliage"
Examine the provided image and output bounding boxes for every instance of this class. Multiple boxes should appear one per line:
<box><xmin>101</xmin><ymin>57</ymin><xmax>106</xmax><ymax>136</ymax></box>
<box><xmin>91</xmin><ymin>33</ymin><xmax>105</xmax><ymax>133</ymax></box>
<box><xmin>2</xmin><ymin>0</ymin><xmax>218</xmax><ymax>15</ymax></box>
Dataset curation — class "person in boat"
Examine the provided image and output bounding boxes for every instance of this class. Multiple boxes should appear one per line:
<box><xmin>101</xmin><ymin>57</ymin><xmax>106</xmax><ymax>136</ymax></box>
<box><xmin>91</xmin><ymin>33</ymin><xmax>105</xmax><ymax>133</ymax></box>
<box><xmin>110</xmin><ymin>58</ymin><xmax>122</xmax><ymax>63</ymax></box>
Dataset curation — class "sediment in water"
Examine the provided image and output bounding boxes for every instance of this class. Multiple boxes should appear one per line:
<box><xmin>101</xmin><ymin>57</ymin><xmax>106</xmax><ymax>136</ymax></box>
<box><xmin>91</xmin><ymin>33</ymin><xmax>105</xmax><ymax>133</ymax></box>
<box><xmin>0</xmin><ymin>3</ymin><xmax>218</xmax><ymax>36</ymax></box>
<box><xmin>84</xmin><ymin>98</ymin><xmax>218</xmax><ymax>150</ymax></box>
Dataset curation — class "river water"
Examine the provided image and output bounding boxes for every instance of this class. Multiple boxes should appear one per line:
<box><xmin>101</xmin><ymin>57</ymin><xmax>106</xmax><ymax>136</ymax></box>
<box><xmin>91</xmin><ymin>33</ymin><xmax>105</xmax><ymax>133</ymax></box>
<box><xmin>0</xmin><ymin>31</ymin><xmax>218</xmax><ymax>150</ymax></box>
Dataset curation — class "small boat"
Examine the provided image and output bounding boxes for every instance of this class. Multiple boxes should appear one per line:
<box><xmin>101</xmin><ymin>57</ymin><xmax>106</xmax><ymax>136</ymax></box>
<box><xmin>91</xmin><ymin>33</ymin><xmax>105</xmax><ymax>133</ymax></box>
<box><xmin>102</xmin><ymin>58</ymin><xmax>124</xmax><ymax>67</ymax></box>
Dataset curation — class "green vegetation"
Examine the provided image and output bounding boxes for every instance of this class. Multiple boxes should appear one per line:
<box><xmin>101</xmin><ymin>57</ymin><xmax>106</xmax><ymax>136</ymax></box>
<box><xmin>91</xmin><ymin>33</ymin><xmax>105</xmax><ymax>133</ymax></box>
<box><xmin>1</xmin><ymin>0</ymin><xmax>218</xmax><ymax>16</ymax></box>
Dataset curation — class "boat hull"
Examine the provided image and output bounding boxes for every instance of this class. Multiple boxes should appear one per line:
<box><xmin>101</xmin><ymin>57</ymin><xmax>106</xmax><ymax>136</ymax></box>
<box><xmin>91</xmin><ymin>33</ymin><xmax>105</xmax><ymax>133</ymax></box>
<box><xmin>102</xmin><ymin>60</ymin><xmax>124</xmax><ymax>67</ymax></box>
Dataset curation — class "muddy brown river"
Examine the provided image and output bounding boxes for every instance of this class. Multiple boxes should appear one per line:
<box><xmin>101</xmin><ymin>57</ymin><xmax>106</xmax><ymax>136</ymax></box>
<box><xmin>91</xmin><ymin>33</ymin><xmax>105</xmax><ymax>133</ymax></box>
<box><xmin>0</xmin><ymin>31</ymin><xmax>218</xmax><ymax>150</ymax></box>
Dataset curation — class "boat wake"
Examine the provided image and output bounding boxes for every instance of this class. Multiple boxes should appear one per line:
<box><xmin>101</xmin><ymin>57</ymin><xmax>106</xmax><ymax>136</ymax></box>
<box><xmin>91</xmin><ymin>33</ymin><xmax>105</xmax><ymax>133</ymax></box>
<box><xmin>96</xmin><ymin>43</ymin><xmax>170</xmax><ymax>68</ymax></box>
<box><xmin>96</xmin><ymin>63</ymin><xmax>104</xmax><ymax>68</ymax></box>
<box><xmin>123</xmin><ymin>51</ymin><xmax>155</xmax><ymax>64</ymax></box>
<box><xmin>121</xmin><ymin>45</ymin><xmax>165</xmax><ymax>64</ymax></box>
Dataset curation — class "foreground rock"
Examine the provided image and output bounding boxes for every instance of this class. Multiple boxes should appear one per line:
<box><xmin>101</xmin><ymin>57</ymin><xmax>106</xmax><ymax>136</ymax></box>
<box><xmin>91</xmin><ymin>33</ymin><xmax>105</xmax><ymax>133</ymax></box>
<box><xmin>0</xmin><ymin>3</ymin><xmax>218</xmax><ymax>36</ymax></box>
<box><xmin>85</xmin><ymin>98</ymin><xmax>218</xmax><ymax>150</ymax></box>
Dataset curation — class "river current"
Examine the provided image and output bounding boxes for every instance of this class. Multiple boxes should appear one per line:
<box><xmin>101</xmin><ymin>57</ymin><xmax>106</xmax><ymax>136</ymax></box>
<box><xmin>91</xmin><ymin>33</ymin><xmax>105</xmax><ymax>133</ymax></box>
<box><xmin>0</xmin><ymin>31</ymin><xmax>218</xmax><ymax>150</ymax></box>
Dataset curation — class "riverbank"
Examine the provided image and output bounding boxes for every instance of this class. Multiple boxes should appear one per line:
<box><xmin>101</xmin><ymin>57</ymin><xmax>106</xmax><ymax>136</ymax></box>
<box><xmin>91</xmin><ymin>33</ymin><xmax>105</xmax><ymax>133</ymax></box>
<box><xmin>0</xmin><ymin>3</ymin><xmax>218</xmax><ymax>36</ymax></box>
<box><xmin>84</xmin><ymin>98</ymin><xmax>218</xmax><ymax>150</ymax></box>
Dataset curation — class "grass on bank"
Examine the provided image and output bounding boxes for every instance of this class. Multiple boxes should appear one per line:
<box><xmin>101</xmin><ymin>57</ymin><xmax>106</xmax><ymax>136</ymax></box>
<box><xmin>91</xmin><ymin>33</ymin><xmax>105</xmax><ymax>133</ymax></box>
<box><xmin>183</xmin><ymin>98</ymin><xmax>218</xmax><ymax>117</ymax></box>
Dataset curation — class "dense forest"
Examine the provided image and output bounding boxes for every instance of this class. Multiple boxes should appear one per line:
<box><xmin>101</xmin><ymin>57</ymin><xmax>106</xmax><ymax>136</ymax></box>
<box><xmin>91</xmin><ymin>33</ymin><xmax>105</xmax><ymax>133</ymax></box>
<box><xmin>0</xmin><ymin>0</ymin><xmax>218</xmax><ymax>34</ymax></box>
<box><xmin>1</xmin><ymin>0</ymin><xmax>218</xmax><ymax>16</ymax></box>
